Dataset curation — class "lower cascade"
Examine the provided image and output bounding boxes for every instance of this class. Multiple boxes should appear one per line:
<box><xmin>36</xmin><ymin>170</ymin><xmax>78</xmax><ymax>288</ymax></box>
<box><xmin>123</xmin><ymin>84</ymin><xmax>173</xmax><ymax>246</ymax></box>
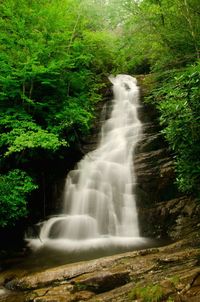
<box><xmin>27</xmin><ymin>75</ymin><xmax>147</xmax><ymax>252</ymax></box>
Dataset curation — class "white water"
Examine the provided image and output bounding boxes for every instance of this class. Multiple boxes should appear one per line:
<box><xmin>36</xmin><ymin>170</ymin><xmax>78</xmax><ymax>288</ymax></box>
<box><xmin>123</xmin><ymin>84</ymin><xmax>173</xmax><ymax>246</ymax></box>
<box><xmin>27</xmin><ymin>75</ymin><xmax>147</xmax><ymax>252</ymax></box>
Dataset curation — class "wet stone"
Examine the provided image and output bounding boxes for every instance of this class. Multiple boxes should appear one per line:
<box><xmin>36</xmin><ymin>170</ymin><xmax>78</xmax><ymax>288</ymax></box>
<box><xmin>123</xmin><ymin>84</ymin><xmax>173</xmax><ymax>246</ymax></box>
<box><xmin>72</xmin><ymin>270</ymin><xmax>130</xmax><ymax>293</ymax></box>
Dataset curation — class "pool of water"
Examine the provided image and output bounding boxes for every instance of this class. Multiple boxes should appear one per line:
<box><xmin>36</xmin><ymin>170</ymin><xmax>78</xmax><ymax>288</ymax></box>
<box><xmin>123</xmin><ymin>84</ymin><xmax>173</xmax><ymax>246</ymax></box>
<box><xmin>1</xmin><ymin>237</ymin><xmax>170</xmax><ymax>273</ymax></box>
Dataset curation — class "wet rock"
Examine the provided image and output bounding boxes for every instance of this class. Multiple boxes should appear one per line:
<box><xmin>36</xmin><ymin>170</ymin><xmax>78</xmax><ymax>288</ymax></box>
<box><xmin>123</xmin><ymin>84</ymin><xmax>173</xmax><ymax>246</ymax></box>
<box><xmin>1</xmin><ymin>234</ymin><xmax>200</xmax><ymax>302</ymax></box>
<box><xmin>30</xmin><ymin>286</ymin><xmax>94</xmax><ymax>302</ymax></box>
<box><xmin>3</xmin><ymin>255</ymin><xmax>133</xmax><ymax>291</ymax></box>
<box><xmin>159</xmin><ymin>279</ymin><xmax>175</xmax><ymax>297</ymax></box>
<box><xmin>139</xmin><ymin>196</ymin><xmax>200</xmax><ymax>240</ymax></box>
<box><xmin>72</xmin><ymin>270</ymin><xmax>130</xmax><ymax>293</ymax></box>
<box><xmin>133</xmin><ymin>92</ymin><xmax>200</xmax><ymax>241</ymax></box>
<box><xmin>134</xmin><ymin>114</ymin><xmax>178</xmax><ymax>212</ymax></box>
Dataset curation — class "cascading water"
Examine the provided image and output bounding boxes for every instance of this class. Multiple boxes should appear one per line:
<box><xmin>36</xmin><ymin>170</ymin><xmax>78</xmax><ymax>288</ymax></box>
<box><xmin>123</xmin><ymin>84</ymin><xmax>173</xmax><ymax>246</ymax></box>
<box><xmin>27</xmin><ymin>75</ymin><xmax>147</xmax><ymax>253</ymax></box>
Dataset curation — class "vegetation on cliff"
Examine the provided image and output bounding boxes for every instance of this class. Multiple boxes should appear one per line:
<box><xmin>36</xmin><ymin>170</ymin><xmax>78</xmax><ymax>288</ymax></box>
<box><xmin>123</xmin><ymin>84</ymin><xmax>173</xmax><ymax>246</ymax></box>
<box><xmin>145</xmin><ymin>64</ymin><xmax>200</xmax><ymax>197</ymax></box>
<box><xmin>0</xmin><ymin>0</ymin><xmax>200</xmax><ymax>227</ymax></box>
<box><xmin>116</xmin><ymin>0</ymin><xmax>200</xmax><ymax>198</ymax></box>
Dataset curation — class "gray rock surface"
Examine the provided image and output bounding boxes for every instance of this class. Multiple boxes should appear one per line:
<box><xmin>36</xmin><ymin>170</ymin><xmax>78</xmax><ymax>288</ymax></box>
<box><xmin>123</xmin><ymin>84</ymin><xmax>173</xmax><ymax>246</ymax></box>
<box><xmin>1</xmin><ymin>232</ymin><xmax>200</xmax><ymax>302</ymax></box>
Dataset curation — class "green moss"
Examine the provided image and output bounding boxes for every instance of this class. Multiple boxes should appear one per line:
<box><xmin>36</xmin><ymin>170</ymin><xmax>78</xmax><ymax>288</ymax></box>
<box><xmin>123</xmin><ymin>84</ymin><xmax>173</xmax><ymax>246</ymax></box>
<box><xmin>166</xmin><ymin>297</ymin><xmax>174</xmax><ymax>302</ymax></box>
<box><xmin>74</xmin><ymin>282</ymin><xmax>91</xmax><ymax>291</ymax></box>
<box><xmin>167</xmin><ymin>275</ymin><xmax>180</xmax><ymax>287</ymax></box>
<box><xmin>129</xmin><ymin>283</ymin><xmax>164</xmax><ymax>302</ymax></box>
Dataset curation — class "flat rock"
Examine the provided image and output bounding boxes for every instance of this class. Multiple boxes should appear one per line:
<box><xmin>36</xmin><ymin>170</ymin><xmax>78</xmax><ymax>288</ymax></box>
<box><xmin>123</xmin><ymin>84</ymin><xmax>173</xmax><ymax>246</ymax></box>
<box><xmin>1</xmin><ymin>234</ymin><xmax>200</xmax><ymax>302</ymax></box>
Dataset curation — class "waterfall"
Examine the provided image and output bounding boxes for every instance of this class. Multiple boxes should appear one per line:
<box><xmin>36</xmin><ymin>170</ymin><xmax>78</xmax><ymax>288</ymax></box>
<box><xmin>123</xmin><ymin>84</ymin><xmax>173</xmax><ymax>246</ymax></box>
<box><xmin>27</xmin><ymin>75</ymin><xmax>147</xmax><ymax>252</ymax></box>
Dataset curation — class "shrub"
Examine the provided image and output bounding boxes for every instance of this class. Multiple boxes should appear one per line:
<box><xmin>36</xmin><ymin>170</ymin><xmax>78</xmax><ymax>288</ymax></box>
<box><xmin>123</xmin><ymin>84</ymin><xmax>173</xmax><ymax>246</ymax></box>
<box><xmin>0</xmin><ymin>169</ymin><xmax>38</xmax><ymax>227</ymax></box>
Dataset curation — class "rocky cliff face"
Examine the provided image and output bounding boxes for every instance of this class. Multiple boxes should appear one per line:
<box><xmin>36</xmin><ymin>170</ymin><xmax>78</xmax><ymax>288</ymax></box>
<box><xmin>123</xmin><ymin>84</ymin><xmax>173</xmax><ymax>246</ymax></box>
<box><xmin>134</xmin><ymin>84</ymin><xmax>200</xmax><ymax>240</ymax></box>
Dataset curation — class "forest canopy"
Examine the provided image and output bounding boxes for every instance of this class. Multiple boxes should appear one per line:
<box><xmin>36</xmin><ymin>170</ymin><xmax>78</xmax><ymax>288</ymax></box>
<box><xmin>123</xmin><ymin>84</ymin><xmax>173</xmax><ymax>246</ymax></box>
<box><xmin>0</xmin><ymin>0</ymin><xmax>200</xmax><ymax>227</ymax></box>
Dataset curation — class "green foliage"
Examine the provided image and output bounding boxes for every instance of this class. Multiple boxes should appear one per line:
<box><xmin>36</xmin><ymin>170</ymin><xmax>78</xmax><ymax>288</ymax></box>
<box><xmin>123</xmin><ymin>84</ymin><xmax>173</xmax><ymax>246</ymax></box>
<box><xmin>109</xmin><ymin>0</ymin><xmax>200</xmax><ymax>201</ymax></box>
<box><xmin>5</xmin><ymin>130</ymin><xmax>67</xmax><ymax>156</ymax></box>
<box><xmin>2</xmin><ymin>0</ymin><xmax>199</xmax><ymax>228</ymax></box>
<box><xmin>0</xmin><ymin>170</ymin><xmax>38</xmax><ymax>227</ymax></box>
<box><xmin>166</xmin><ymin>297</ymin><xmax>174</xmax><ymax>302</ymax></box>
<box><xmin>145</xmin><ymin>62</ymin><xmax>200</xmax><ymax>197</ymax></box>
<box><xmin>167</xmin><ymin>275</ymin><xmax>180</xmax><ymax>287</ymax></box>
<box><xmin>0</xmin><ymin>109</ymin><xmax>67</xmax><ymax>157</ymax></box>
<box><xmin>0</xmin><ymin>0</ymin><xmax>118</xmax><ymax>227</ymax></box>
<box><xmin>129</xmin><ymin>283</ymin><xmax>164</xmax><ymax>302</ymax></box>
<box><xmin>113</xmin><ymin>0</ymin><xmax>200</xmax><ymax>72</ymax></box>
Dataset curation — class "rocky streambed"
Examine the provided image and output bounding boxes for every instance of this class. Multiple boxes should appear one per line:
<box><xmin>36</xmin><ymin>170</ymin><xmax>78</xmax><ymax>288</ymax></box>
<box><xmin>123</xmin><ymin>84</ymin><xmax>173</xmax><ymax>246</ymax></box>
<box><xmin>0</xmin><ymin>231</ymin><xmax>200</xmax><ymax>302</ymax></box>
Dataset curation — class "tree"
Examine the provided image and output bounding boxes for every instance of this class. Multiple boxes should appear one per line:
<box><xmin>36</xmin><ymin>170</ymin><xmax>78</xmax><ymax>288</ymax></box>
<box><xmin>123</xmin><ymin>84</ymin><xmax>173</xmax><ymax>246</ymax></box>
<box><xmin>0</xmin><ymin>0</ymin><xmax>118</xmax><ymax>226</ymax></box>
<box><xmin>113</xmin><ymin>0</ymin><xmax>200</xmax><ymax>72</ymax></box>
<box><xmin>0</xmin><ymin>170</ymin><xmax>38</xmax><ymax>227</ymax></box>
